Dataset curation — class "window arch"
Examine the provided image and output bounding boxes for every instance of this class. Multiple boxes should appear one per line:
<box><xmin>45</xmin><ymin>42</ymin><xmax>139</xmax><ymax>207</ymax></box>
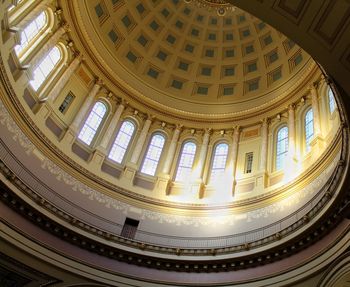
<box><xmin>78</xmin><ymin>101</ymin><xmax>107</xmax><ymax>145</ymax></box>
<box><xmin>140</xmin><ymin>134</ymin><xmax>166</xmax><ymax>176</ymax></box>
<box><xmin>15</xmin><ymin>11</ymin><xmax>47</xmax><ymax>56</ymax></box>
<box><xmin>210</xmin><ymin>143</ymin><xmax>229</xmax><ymax>181</ymax></box>
<box><xmin>328</xmin><ymin>88</ymin><xmax>336</xmax><ymax>114</ymax></box>
<box><xmin>30</xmin><ymin>45</ymin><xmax>61</xmax><ymax>91</ymax></box>
<box><xmin>305</xmin><ymin>108</ymin><xmax>314</xmax><ymax>152</ymax></box>
<box><xmin>276</xmin><ymin>126</ymin><xmax>288</xmax><ymax>170</ymax></box>
<box><xmin>175</xmin><ymin>141</ymin><xmax>197</xmax><ymax>182</ymax></box>
<box><xmin>108</xmin><ymin>120</ymin><xmax>136</xmax><ymax>163</ymax></box>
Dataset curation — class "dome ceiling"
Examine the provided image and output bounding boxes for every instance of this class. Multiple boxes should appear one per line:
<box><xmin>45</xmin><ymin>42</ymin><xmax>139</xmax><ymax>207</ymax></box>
<box><xmin>68</xmin><ymin>0</ymin><xmax>313</xmax><ymax>117</ymax></box>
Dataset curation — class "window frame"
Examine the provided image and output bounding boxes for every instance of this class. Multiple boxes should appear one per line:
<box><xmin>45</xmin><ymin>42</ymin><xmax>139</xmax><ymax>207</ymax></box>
<box><xmin>29</xmin><ymin>45</ymin><xmax>63</xmax><ymax>91</ymax></box>
<box><xmin>304</xmin><ymin>108</ymin><xmax>314</xmax><ymax>153</ymax></box>
<box><xmin>140</xmin><ymin>133</ymin><xmax>166</xmax><ymax>177</ymax></box>
<box><xmin>328</xmin><ymin>88</ymin><xmax>336</xmax><ymax>115</ymax></box>
<box><xmin>174</xmin><ymin>140</ymin><xmax>197</xmax><ymax>182</ymax></box>
<box><xmin>244</xmin><ymin>152</ymin><xmax>254</xmax><ymax>174</ymax></box>
<box><xmin>77</xmin><ymin>100</ymin><xmax>109</xmax><ymax>146</ymax></box>
<box><xmin>275</xmin><ymin>125</ymin><xmax>289</xmax><ymax>171</ymax></box>
<box><xmin>28</xmin><ymin>42</ymin><xmax>68</xmax><ymax>95</ymax></box>
<box><xmin>14</xmin><ymin>11</ymin><xmax>48</xmax><ymax>60</ymax></box>
<box><xmin>108</xmin><ymin>119</ymin><xmax>137</xmax><ymax>165</ymax></box>
<box><xmin>209</xmin><ymin>141</ymin><xmax>229</xmax><ymax>182</ymax></box>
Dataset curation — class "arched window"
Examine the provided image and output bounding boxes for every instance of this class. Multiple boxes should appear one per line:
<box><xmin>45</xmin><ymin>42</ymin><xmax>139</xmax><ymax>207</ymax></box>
<box><xmin>108</xmin><ymin>120</ymin><xmax>135</xmax><ymax>163</ymax></box>
<box><xmin>175</xmin><ymin>142</ymin><xmax>197</xmax><ymax>182</ymax></box>
<box><xmin>78</xmin><ymin>101</ymin><xmax>107</xmax><ymax>145</ymax></box>
<box><xmin>30</xmin><ymin>46</ymin><xmax>61</xmax><ymax>91</ymax></box>
<box><xmin>15</xmin><ymin>11</ymin><xmax>47</xmax><ymax>56</ymax></box>
<box><xmin>305</xmin><ymin>109</ymin><xmax>314</xmax><ymax>152</ymax></box>
<box><xmin>276</xmin><ymin>126</ymin><xmax>288</xmax><ymax>170</ymax></box>
<box><xmin>210</xmin><ymin>143</ymin><xmax>229</xmax><ymax>181</ymax></box>
<box><xmin>328</xmin><ymin>88</ymin><xmax>336</xmax><ymax>114</ymax></box>
<box><xmin>140</xmin><ymin>134</ymin><xmax>165</xmax><ymax>176</ymax></box>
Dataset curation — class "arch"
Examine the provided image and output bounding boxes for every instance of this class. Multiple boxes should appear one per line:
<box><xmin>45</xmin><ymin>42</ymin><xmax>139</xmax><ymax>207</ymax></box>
<box><xmin>209</xmin><ymin>142</ymin><xmax>229</xmax><ymax>181</ymax></box>
<box><xmin>108</xmin><ymin>120</ymin><xmax>136</xmax><ymax>164</ymax></box>
<box><xmin>304</xmin><ymin>108</ymin><xmax>314</xmax><ymax>153</ymax></box>
<box><xmin>140</xmin><ymin>133</ymin><xmax>166</xmax><ymax>176</ymax></box>
<box><xmin>29</xmin><ymin>45</ymin><xmax>62</xmax><ymax>91</ymax></box>
<box><xmin>275</xmin><ymin>125</ymin><xmax>288</xmax><ymax>171</ymax></box>
<box><xmin>174</xmin><ymin>141</ymin><xmax>197</xmax><ymax>182</ymax></box>
<box><xmin>78</xmin><ymin>101</ymin><xmax>107</xmax><ymax>146</ymax></box>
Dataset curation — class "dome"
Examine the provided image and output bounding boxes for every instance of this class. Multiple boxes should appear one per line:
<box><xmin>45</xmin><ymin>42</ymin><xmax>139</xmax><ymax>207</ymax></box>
<box><xmin>67</xmin><ymin>0</ymin><xmax>313</xmax><ymax>122</ymax></box>
<box><xmin>0</xmin><ymin>0</ymin><xmax>350</xmax><ymax>286</ymax></box>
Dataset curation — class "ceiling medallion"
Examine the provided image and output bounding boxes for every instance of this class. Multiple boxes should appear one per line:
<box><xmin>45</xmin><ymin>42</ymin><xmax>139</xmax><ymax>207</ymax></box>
<box><xmin>184</xmin><ymin>0</ymin><xmax>235</xmax><ymax>16</ymax></box>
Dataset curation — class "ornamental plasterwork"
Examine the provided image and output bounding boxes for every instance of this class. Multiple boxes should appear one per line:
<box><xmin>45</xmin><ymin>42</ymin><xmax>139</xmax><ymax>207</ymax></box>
<box><xmin>184</xmin><ymin>0</ymin><xmax>235</xmax><ymax>16</ymax></box>
<box><xmin>0</xmin><ymin>98</ymin><xmax>340</xmax><ymax>229</ymax></box>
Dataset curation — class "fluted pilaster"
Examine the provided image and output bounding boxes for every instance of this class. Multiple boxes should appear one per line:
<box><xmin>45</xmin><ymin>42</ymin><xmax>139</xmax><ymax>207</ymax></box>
<box><xmin>162</xmin><ymin>125</ymin><xmax>182</xmax><ymax>175</ymax></box>
<box><xmin>288</xmin><ymin>104</ymin><xmax>296</xmax><ymax>160</ymax></box>
<box><xmin>259</xmin><ymin>119</ymin><xmax>269</xmax><ymax>171</ymax></box>
<box><xmin>99</xmin><ymin>100</ymin><xmax>125</xmax><ymax>151</ymax></box>
<box><xmin>130</xmin><ymin>116</ymin><xmax>152</xmax><ymax>164</ymax></box>
<box><xmin>310</xmin><ymin>85</ymin><xmax>322</xmax><ymax>137</ymax></box>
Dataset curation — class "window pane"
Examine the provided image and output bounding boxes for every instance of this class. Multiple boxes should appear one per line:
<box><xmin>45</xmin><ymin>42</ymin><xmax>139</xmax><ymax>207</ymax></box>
<box><xmin>328</xmin><ymin>88</ymin><xmax>336</xmax><ymax>114</ymax></box>
<box><xmin>276</xmin><ymin>126</ymin><xmax>288</xmax><ymax>170</ymax></box>
<box><xmin>210</xmin><ymin>143</ymin><xmax>229</xmax><ymax>180</ymax></box>
<box><xmin>30</xmin><ymin>46</ymin><xmax>61</xmax><ymax>91</ymax></box>
<box><xmin>305</xmin><ymin>109</ymin><xmax>314</xmax><ymax>152</ymax></box>
<box><xmin>141</xmin><ymin>134</ymin><xmax>165</xmax><ymax>176</ymax></box>
<box><xmin>175</xmin><ymin>142</ymin><xmax>197</xmax><ymax>182</ymax></box>
<box><xmin>78</xmin><ymin>102</ymin><xmax>107</xmax><ymax>145</ymax></box>
<box><xmin>108</xmin><ymin>121</ymin><xmax>135</xmax><ymax>163</ymax></box>
<box><xmin>15</xmin><ymin>12</ymin><xmax>46</xmax><ymax>55</ymax></box>
<box><xmin>245</xmin><ymin>152</ymin><xmax>254</xmax><ymax>174</ymax></box>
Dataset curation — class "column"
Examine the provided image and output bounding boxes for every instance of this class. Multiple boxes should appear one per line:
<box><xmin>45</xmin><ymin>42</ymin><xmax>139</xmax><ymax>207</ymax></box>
<box><xmin>61</xmin><ymin>80</ymin><xmax>101</xmax><ymax>144</ymax></box>
<box><xmin>230</xmin><ymin>126</ymin><xmax>240</xmax><ymax>195</ymax></box>
<box><xmin>43</xmin><ymin>54</ymin><xmax>82</xmax><ymax>102</ymax></box>
<box><xmin>9</xmin><ymin>0</ymin><xmax>51</xmax><ymax>29</ymax></box>
<box><xmin>310</xmin><ymin>85</ymin><xmax>324</xmax><ymax>157</ymax></box>
<box><xmin>310</xmin><ymin>85</ymin><xmax>322</xmax><ymax>137</ymax></box>
<box><xmin>123</xmin><ymin>116</ymin><xmax>152</xmax><ymax>183</ymax></box>
<box><xmin>27</xmin><ymin>23</ymin><xmax>68</xmax><ymax>68</ymax></box>
<box><xmin>288</xmin><ymin>104</ymin><xmax>296</xmax><ymax>160</ymax></box>
<box><xmin>194</xmin><ymin>129</ymin><xmax>211</xmax><ymax>198</ymax></box>
<box><xmin>130</xmin><ymin>116</ymin><xmax>152</xmax><ymax>165</ymax></box>
<box><xmin>162</xmin><ymin>125</ymin><xmax>182</xmax><ymax>175</ymax></box>
<box><xmin>160</xmin><ymin>125</ymin><xmax>181</xmax><ymax>195</ymax></box>
<box><xmin>99</xmin><ymin>101</ymin><xmax>125</xmax><ymax>151</ymax></box>
<box><xmin>259</xmin><ymin>118</ymin><xmax>269</xmax><ymax>171</ymax></box>
<box><xmin>196</xmin><ymin>129</ymin><xmax>211</xmax><ymax>180</ymax></box>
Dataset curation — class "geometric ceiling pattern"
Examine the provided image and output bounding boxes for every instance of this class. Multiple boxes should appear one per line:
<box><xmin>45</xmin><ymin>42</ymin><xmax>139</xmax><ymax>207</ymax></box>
<box><xmin>87</xmin><ymin>0</ymin><xmax>309</xmax><ymax>105</ymax></box>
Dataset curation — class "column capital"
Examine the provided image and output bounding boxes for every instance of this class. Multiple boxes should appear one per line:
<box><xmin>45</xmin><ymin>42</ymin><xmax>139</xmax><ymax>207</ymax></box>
<box><xmin>95</xmin><ymin>77</ymin><xmax>103</xmax><ymax>87</ymax></box>
<box><xmin>233</xmin><ymin>125</ymin><xmax>241</xmax><ymax>134</ymax></box>
<box><xmin>106</xmin><ymin>91</ymin><xmax>113</xmax><ymax>100</ymax></box>
<box><xmin>288</xmin><ymin>103</ymin><xmax>296</xmax><ymax>111</ymax></box>
<box><xmin>73</xmin><ymin>51</ymin><xmax>83</xmax><ymax>61</ymax></box>
<box><xmin>309</xmin><ymin>84</ymin><xmax>318</xmax><ymax>94</ymax></box>
<box><xmin>175</xmin><ymin>123</ymin><xmax>184</xmax><ymax>131</ymax></box>
<box><xmin>145</xmin><ymin>113</ymin><xmax>155</xmax><ymax>121</ymax></box>
<box><xmin>260</xmin><ymin>118</ymin><xmax>270</xmax><ymax>126</ymax></box>
<box><xmin>117</xmin><ymin>98</ymin><xmax>128</xmax><ymax>107</ymax></box>
<box><xmin>61</xmin><ymin>21</ymin><xmax>70</xmax><ymax>32</ymax></box>
<box><xmin>204</xmin><ymin>128</ymin><xmax>212</xmax><ymax>135</ymax></box>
